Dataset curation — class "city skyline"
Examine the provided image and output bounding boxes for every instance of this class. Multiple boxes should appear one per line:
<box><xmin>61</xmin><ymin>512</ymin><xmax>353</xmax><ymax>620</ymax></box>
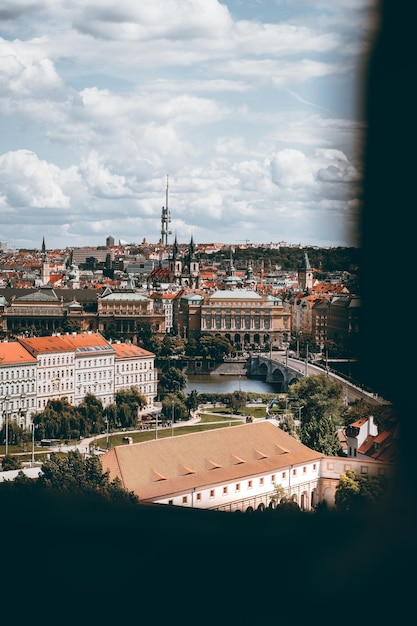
<box><xmin>0</xmin><ymin>1</ymin><xmax>378</xmax><ymax>251</ymax></box>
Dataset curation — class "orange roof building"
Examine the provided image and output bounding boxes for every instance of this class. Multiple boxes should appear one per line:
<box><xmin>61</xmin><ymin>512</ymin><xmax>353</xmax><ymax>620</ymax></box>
<box><xmin>0</xmin><ymin>341</ymin><xmax>37</xmax><ymax>429</ymax></box>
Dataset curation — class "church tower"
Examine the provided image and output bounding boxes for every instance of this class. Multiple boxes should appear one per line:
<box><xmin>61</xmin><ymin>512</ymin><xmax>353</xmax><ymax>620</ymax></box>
<box><xmin>169</xmin><ymin>234</ymin><xmax>182</xmax><ymax>284</ymax></box>
<box><xmin>298</xmin><ymin>252</ymin><xmax>314</xmax><ymax>291</ymax></box>
<box><xmin>40</xmin><ymin>237</ymin><xmax>51</xmax><ymax>286</ymax></box>
<box><xmin>187</xmin><ymin>234</ymin><xmax>199</xmax><ymax>287</ymax></box>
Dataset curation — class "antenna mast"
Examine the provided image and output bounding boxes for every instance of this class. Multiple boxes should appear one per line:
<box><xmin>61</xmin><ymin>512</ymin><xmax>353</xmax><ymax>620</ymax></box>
<box><xmin>160</xmin><ymin>174</ymin><xmax>171</xmax><ymax>247</ymax></box>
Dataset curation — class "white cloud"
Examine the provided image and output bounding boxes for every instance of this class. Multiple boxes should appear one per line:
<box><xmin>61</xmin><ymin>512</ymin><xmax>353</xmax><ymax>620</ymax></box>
<box><xmin>0</xmin><ymin>150</ymin><xmax>72</xmax><ymax>208</ymax></box>
<box><xmin>0</xmin><ymin>0</ymin><xmax>375</xmax><ymax>249</ymax></box>
<box><xmin>271</xmin><ymin>149</ymin><xmax>316</xmax><ymax>188</ymax></box>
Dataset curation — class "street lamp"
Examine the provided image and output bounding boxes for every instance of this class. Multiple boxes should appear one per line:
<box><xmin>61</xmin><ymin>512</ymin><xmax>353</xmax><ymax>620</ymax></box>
<box><xmin>31</xmin><ymin>422</ymin><xmax>37</xmax><ymax>467</ymax></box>
<box><xmin>305</xmin><ymin>343</ymin><xmax>309</xmax><ymax>376</ymax></box>
<box><xmin>171</xmin><ymin>401</ymin><xmax>175</xmax><ymax>438</ymax></box>
<box><xmin>286</xmin><ymin>396</ymin><xmax>298</xmax><ymax>412</ymax></box>
<box><xmin>20</xmin><ymin>393</ymin><xmax>26</xmax><ymax>430</ymax></box>
<box><xmin>105</xmin><ymin>417</ymin><xmax>109</xmax><ymax>450</ymax></box>
<box><xmin>4</xmin><ymin>394</ymin><xmax>10</xmax><ymax>456</ymax></box>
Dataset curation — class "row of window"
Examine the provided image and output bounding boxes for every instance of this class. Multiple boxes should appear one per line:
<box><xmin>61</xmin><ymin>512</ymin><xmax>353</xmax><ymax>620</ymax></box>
<box><xmin>116</xmin><ymin>361</ymin><xmax>152</xmax><ymax>372</ymax></box>
<box><xmin>0</xmin><ymin>369</ymin><xmax>36</xmax><ymax>380</ymax></box>
<box><xmin>1</xmin><ymin>396</ymin><xmax>35</xmax><ymax>411</ymax></box>
<box><xmin>326</xmin><ymin>461</ymin><xmax>386</xmax><ymax>477</ymax></box>
<box><xmin>76</xmin><ymin>358</ymin><xmax>113</xmax><ymax>368</ymax></box>
<box><xmin>116</xmin><ymin>373</ymin><xmax>155</xmax><ymax>384</ymax></box>
<box><xmin>40</xmin><ymin>356</ymin><xmax>74</xmax><ymax>366</ymax></box>
<box><xmin>40</xmin><ymin>369</ymin><xmax>73</xmax><ymax>380</ymax></box>
<box><xmin>170</xmin><ymin>466</ymin><xmax>319</xmax><ymax>505</ymax></box>
<box><xmin>1</xmin><ymin>383</ymin><xmax>35</xmax><ymax>397</ymax></box>
<box><xmin>203</xmin><ymin>320</ymin><xmax>271</xmax><ymax>330</ymax></box>
<box><xmin>77</xmin><ymin>371</ymin><xmax>113</xmax><ymax>382</ymax></box>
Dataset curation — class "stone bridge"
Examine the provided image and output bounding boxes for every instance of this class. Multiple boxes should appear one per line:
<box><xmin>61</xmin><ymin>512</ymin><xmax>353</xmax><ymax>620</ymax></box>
<box><xmin>245</xmin><ymin>354</ymin><xmax>303</xmax><ymax>392</ymax></box>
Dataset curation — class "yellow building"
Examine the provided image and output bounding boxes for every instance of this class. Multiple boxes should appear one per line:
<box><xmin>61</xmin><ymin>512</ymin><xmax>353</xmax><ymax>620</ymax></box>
<box><xmin>199</xmin><ymin>289</ymin><xmax>290</xmax><ymax>349</ymax></box>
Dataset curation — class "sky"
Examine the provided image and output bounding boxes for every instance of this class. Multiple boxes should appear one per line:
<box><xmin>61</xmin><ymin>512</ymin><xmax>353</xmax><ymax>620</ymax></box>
<box><xmin>0</xmin><ymin>0</ymin><xmax>379</xmax><ymax>251</ymax></box>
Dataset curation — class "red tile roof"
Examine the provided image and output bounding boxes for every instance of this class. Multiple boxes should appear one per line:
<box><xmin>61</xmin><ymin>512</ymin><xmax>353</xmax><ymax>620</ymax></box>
<box><xmin>18</xmin><ymin>332</ymin><xmax>110</xmax><ymax>354</ymax></box>
<box><xmin>112</xmin><ymin>343</ymin><xmax>154</xmax><ymax>358</ymax></box>
<box><xmin>0</xmin><ymin>342</ymin><xmax>37</xmax><ymax>365</ymax></box>
<box><xmin>101</xmin><ymin>421</ymin><xmax>324</xmax><ymax>501</ymax></box>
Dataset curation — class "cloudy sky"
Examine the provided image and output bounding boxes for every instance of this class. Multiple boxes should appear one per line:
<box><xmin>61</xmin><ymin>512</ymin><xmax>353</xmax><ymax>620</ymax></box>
<box><xmin>0</xmin><ymin>0</ymin><xmax>378</xmax><ymax>251</ymax></box>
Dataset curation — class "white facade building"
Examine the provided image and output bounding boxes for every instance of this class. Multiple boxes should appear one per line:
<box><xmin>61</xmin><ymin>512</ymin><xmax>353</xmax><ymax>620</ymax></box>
<box><xmin>17</xmin><ymin>336</ymin><xmax>75</xmax><ymax>411</ymax></box>
<box><xmin>112</xmin><ymin>342</ymin><xmax>157</xmax><ymax>411</ymax></box>
<box><xmin>0</xmin><ymin>341</ymin><xmax>37</xmax><ymax>429</ymax></box>
<box><xmin>1</xmin><ymin>332</ymin><xmax>156</xmax><ymax>421</ymax></box>
<box><xmin>101</xmin><ymin>420</ymin><xmax>393</xmax><ymax>512</ymax></box>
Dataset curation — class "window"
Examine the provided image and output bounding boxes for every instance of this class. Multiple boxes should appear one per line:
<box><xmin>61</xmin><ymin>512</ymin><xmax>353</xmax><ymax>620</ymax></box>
<box><xmin>196</xmin><ymin>493</ymin><xmax>202</xmax><ymax>501</ymax></box>
<box><xmin>327</xmin><ymin>462</ymin><xmax>334</xmax><ymax>470</ymax></box>
<box><xmin>360</xmin><ymin>466</ymin><xmax>368</xmax><ymax>475</ymax></box>
<box><xmin>303</xmin><ymin>466</ymin><xmax>307</xmax><ymax>474</ymax></box>
<box><xmin>313</xmin><ymin>464</ymin><xmax>317</xmax><ymax>471</ymax></box>
<box><xmin>292</xmin><ymin>468</ymin><xmax>297</xmax><ymax>476</ymax></box>
<box><xmin>248</xmin><ymin>480</ymin><xmax>253</xmax><ymax>489</ymax></box>
<box><xmin>223</xmin><ymin>486</ymin><xmax>228</xmax><ymax>495</ymax></box>
<box><xmin>282</xmin><ymin>472</ymin><xmax>286</xmax><ymax>479</ymax></box>
<box><xmin>259</xmin><ymin>477</ymin><xmax>264</xmax><ymax>486</ymax></box>
<box><xmin>210</xmin><ymin>490</ymin><xmax>215</xmax><ymax>498</ymax></box>
<box><xmin>235</xmin><ymin>483</ymin><xmax>241</xmax><ymax>492</ymax></box>
<box><xmin>271</xmin><ymin>474</ymin><xmax>275</xmax><ymax>483</ymax></box>
<box><xmin>182</xmin><ymin>496</ymin><xmax>188</xmax><ymax>504</ymax></box>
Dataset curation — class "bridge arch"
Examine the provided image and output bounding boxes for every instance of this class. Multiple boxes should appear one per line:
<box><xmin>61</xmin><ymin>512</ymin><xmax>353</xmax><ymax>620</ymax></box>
<box><xmin>245</xmin><ymin>354</ymin><xmax>304</xmax><ymax>392</ymax></box>
<box><xmin>268</xmin><ymin>365</ymin><xmax>285</xmax><ymax>389</ymax></box>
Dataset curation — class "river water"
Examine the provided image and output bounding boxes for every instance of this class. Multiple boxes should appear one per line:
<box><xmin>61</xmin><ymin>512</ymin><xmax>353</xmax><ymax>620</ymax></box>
<box><xmin>184</xmin><ymin>374</ymin><xmax>280</xmax><ymax>395</ymax></box>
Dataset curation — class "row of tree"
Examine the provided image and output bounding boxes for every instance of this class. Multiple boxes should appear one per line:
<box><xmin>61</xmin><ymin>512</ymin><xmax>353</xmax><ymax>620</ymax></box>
<box><xmin>0</xmin><ymin>450</ymin><xmax>138</xmax><ymax>505</ymax></box>
<box><xmin>0</xmin><ymin>388</ymin><xmax>148</xmax><ymax>445</ymax></box>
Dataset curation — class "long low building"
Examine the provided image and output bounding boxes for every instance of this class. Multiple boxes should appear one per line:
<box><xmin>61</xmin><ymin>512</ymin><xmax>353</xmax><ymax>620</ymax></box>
<box><xmin>101</xmin><ymin>420</ymin><xmax>392</xmax><ymax>511</ymax></box>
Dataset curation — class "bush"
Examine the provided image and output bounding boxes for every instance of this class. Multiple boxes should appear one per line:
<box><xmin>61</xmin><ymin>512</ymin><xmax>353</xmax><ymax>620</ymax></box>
<box><xmin>1</xmin><ymin>454</ymin><xmax>22</xmax><ymax>471</ymax></box>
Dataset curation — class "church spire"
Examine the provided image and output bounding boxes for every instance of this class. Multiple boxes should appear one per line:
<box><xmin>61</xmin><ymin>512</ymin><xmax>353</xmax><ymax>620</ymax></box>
<box><xmin>189</xmin><ymin>233</ymin><xmax>195</xmax><ymax>259</ymax></box>
<box><xmin>172</xmin><ymin>232</ymin><xmax>179</xmax><ymax>259</ymax></box>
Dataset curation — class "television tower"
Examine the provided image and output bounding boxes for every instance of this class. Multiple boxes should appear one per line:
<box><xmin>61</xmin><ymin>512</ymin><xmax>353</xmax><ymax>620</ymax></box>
<box><xmin>160</xmin><ymin>175</ymin><xmax>171</xmax><ymax>247</ymax></box>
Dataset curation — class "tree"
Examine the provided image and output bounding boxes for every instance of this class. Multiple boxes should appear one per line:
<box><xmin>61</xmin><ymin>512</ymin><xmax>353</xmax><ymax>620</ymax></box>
<box><xmin>1</xmin><ymin>421</ymin><xmax>24</xmax><ymax>446</ymax></box>
<box><xmin>229</xmin><ymin>390</ymin><xmax>247</xmax><ymax>414</ymax></box>
<box><xmin>1</xmin><ymin>454</ymin><xmax>21</xmax><ymax>471</ymax></box>
<box><xmin>289</xmin><ymin>374</ymin><xmax>345</xmax><ymax>426</ymax></box>
<box><xmin>78</xmin><ymin>393</ymin><xmax>104</xmax><ymax>436</ymax></box>
<box><xmin>278</xmin><ymin>415</ymin><xmax>299</xmax><ymax>439</ymax></box>
<box><xmin>269</xmin><ymin>483</ymin><xmax>301</xmax><ymax>513</ymax></box>
<box><xmin>288</xmin><ymin>374</ymin><xmax>345</xmax><ymax>454</ymax></box>
<box><xmin>197</xmin><ymin>334</ymin><xmax>233</xmax><ymax>360</ymax></box>
<box><xmin>135</xmin><ymin>321</ymin><xmax>162</xmax><ymax>355</ymax></box>
<box><xmin>186</xmin><ymin>389</ymin><xmax>200</xmax><ymax>416</ymax></box>
<box><xmin>34</xmin><ymin>398</ymin><xmax>80</xmax><ymax>440</ymax></box>
<box><xmin>38</xmin><ymin>450</ymin><xmax>138</xmax><ymax>504</ymax></box>
<box><xmin>343</xmin><ymin>398</ymin><xmax>374</xmax><ymax>427</ymax></box>
<box><xmin>159</xmin><ymin>335</ymin><xmax>185</xmax><ymax>357</ymax></box>
<box><xmin>158</xmin><ymin>365</ymin><xmax>187</xmax><ymax>396</ymax></box>
<box><xmin>270</xmin><ymin>483</ymin><xmax>286</xmax><ymax>506</ymax></box>
<box><xmin>301</xmin><ymin>412</ymin><xmax>342</xmax><ymax>456</ymax></box>
<box><xmin>161</xmin><ymin>393</ymin><xmax>189</xmax><ymax>422</ymax></box>
<box><xmin>335</xmin><ymin>469</ymin><xmax>388</xmax><ymax>513</ymax></box>
<box><xmin>115</xmin><ymin>388</ymin><xmax>147</xmax><ymax>428</ymax></box>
